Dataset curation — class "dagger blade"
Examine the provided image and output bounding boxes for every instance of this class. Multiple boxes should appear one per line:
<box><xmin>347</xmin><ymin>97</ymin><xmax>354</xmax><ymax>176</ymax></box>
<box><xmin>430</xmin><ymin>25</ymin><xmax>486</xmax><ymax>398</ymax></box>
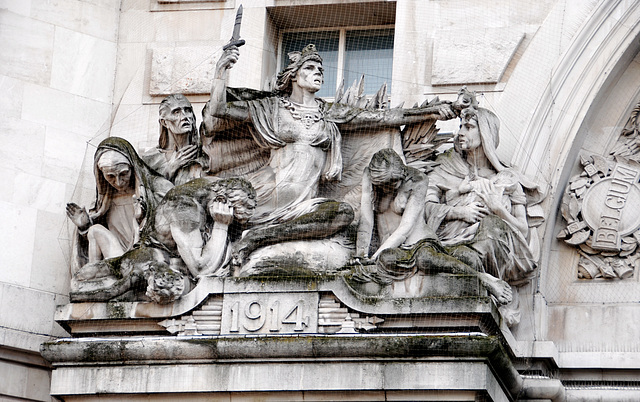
<box><xmin>223</xmin><ymin>5</ymin><xmax>245</xmax><ymax>50</ymax></box>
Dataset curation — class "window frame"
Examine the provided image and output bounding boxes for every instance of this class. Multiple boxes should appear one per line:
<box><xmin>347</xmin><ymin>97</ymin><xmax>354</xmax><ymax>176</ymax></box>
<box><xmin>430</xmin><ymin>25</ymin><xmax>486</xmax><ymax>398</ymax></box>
<box><xmin>278</xmin><ymin>25</ymin><xmax>396</xmax><ymax>99</ymax></box>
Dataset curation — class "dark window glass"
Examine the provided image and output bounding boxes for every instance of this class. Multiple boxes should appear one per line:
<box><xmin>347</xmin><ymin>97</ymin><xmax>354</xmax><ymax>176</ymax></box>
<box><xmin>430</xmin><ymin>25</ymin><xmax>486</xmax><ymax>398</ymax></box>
<box><xmin>344</xmin><ymin>29</ymin><xmax>394</xmax><ymax>95</ymax></box>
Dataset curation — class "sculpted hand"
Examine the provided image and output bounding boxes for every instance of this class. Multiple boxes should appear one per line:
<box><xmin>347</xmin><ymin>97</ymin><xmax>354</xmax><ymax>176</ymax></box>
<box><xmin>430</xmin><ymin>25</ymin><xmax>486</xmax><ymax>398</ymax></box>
<box><xmin>324</xmin><ymin>165</ymin><xmax>341</xmax><ymax>181</ymax></box>
<box><xmin>208</xmin><ymin>200</ymin><xmax>234</xmax><ymax>226</ymax></box>
<box><xmin>133</xmin><ymin>195</ymin><xmax>147</xmax><ymax>221</ymax></box>
<box><xmin>215</xmin><ymin>46</ymin><xmax>239</xmax><ymax>78</ymax></box>
<box><xmin>349</xmin><ymin>255</ymin><xmax>375</xmax><ymax>266</ymax></box>
<box><xmin>178</xmin><ymin>144</ymin><xmax>198</xmax><ymax>161</ymax></box>
<box><xmin>458</xmin><ymin>176</ymin><xmax>473</xmax><ymax>194</ymax></box>
<box><xmin>167</xmin><ymin>145</ymin><xmax>198</xmax><ymax>177</ymax></box>
<box><xmin>436</xmin><ymin>102</ymin><xmax>456</xmax><ymax>120</ymax></box>
<box><xmin>66</xmin><ymin>203</ymin><xmax>91</xmax><ymax>231</ymax></box>
<box><xmin>445</xmin><ymin>176</ymin><xmax>472</xmax><ymax>202</ymax></box>
<box><xmin>451</xmin><ymin>202</ymin><xmax>488</xmax><ymax>224</ymax></box>
<box><xmin>476</xmin><ymin>179</ymin><xmax>504</xmax><ymax>214</ymax></box>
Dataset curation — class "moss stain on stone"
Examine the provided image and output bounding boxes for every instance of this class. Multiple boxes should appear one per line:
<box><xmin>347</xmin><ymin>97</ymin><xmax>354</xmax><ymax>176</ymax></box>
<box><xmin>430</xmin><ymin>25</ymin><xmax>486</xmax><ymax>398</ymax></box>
<box><xmin>106</xmin><ymin>302</ymin><xmax>128</xmax><ymax>319</ymax></box>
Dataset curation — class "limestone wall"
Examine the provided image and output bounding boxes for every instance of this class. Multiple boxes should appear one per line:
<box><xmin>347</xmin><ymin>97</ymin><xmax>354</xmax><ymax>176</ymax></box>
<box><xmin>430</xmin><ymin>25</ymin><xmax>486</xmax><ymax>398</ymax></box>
<box><xmin>0</xmin><ymin>1</ymin><xmax>120</xmax><ymax>400</ymax></box>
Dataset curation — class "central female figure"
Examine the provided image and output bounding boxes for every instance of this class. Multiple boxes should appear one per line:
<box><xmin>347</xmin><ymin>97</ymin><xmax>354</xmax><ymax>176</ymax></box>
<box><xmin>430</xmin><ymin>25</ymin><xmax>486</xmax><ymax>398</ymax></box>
<box><xmin>202</xmin><ymin>44</ymin><xmax>353</xmax><ymax>264</ymax></box>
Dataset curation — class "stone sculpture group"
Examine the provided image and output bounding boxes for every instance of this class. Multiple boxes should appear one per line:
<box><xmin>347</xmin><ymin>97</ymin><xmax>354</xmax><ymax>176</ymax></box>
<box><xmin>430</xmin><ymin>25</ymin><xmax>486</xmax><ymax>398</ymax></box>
<box><xmin>66</xmin><ymin>44</ymin><xmax>544</xmax><ymax>318</ymax></box>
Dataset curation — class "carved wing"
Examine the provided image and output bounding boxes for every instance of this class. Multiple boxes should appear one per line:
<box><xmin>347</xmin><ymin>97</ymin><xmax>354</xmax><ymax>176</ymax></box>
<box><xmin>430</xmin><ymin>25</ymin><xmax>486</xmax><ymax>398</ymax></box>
<box><xmin>401</xmin><ymin>101</ymin><xmax>453</xmax><ymax>174</ymax></box>
<box><xmin>320</xmin><ymin>78</ymin><xmax>399</xmax><ymax>212</ymax></box>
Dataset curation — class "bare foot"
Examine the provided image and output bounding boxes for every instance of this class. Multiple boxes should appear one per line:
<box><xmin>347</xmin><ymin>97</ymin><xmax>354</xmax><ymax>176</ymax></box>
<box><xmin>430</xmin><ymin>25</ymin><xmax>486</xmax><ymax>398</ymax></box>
<box><xmin>478</xmin><ymin>272</ymin><xmax>512</xmax><ymax>305</ymax></box>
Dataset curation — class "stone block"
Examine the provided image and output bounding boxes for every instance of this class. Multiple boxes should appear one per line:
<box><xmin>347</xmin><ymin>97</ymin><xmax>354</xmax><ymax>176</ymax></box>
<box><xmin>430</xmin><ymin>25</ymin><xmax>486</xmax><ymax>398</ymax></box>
<box><xmin>432</xmin><ymin>27</ymin><xmax>524</xmax><ymax>85</ymax></box>
<box><xmin>117</xmin><ymin>8</ymin><xmax>155</xmax><ymax>43</ymax></box>
<box><xmin>50</xmin><ymin>27</ymin><xmax>117</xmax><ymax>103</ymax></box>
<box><xmin>0</xmin><ymin>0</ymin><xmax>31</xmax><ymax>16</ymax></box>
<box><xmin>30</xmin><ymin>210</ymin><xmax>71</xmax><ymax>295</ymax></box>
<box><xmin>12</xmin><ymin>173</ymin><xmax>67</xmax><ymax>215</ymax></box>
<box><xmin>0</xmin><ymin>202</ymin><xmax>37</xmax><ymax>286</ymax></box>
<box><xmin>0</xmin><ymin>359</ymin><xmax>28</xmax><ymax>397</ymax></box>
<box><xmin>0</xmin><ymin>76</ymin><xmax>24</xmax><ymax>120</ymax></box>
<box><xmin>0</xmin><ymin>167</ymin><xmax>14</xmax><ymax>203</ymax></box>
<box><xmin>112</xmin><ymin>43</ymin><xmax>147</xmax><ymax>105</ymax></box>
<box><xmin>21</xmin><ymin>83</ymin><xmax>112</xmax><ymax>137</ymax></box>
<box><xmin>153</xmin><ymin>9</ymin><xmax>224</xmax><ymax>42</ymax></box>
<box><xmin>0</xmin><ymin>283</ymin><xmax>57</xmax><ymax>335</ymax></box>
<box><xmin>0</xmin><ymin>117</ymin><xmax>45</xmax><ymax>176</ymax></box>
<box><xmin>108</xmin><ymin>104</ymin><xmax>154</xmax><ymax>147</ymax></box>
<box><xmin>0</xmin><ymin>327</ymin><xmax>54</xmax><ymax>353</ymax></box>
<box><xmin>25</xmin><ymin>364</ymin><xmax>53</xmax><ymax>401</ymax></box>
<box><xmin>31</xmin><ymin>0</ymin><xmax>119</xmax><ymax>42</ymax></box>
<box><xmin>42</xmin><ymin>127</ymin><xmax>90</xmax><ymax>183</ymax></box>
<box><xmin>0</xmin><ymin>10</ymin><xmax>53</xmax><ymax>86</ymax></box>
<box><xmin>149</xmin><ymin>45</ymin><xmax>223</xmax><ymax>95</ymax></box>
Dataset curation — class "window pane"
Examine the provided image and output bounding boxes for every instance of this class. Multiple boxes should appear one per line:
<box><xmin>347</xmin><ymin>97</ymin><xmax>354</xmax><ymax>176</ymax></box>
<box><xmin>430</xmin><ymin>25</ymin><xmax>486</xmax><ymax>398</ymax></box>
<box><xmin>344</xmin><ymin>29</ymin><xmax>394</xmax><ymax>95</ymax></box>
<box><xmin>281</xmin><ymin>31</ymin><xmax>339</xmax><ymax>98</ymax></box>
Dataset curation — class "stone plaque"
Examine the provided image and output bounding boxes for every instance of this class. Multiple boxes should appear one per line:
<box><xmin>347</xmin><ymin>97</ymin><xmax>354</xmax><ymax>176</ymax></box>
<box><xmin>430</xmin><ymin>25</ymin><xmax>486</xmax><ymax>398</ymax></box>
<box><xmin>220</xmin><ymin>292</ymin><xmax>319</xmax><ymax>335</ymax></box>
<box><xmin>432</xmin><ymin>27</ymin><xmax>524</xmax><ymax>85</ymax></box>
<box><xmin>149</xmin><ymin>46</ymin><xmax>220</xmax><ymax>95</ymax></box>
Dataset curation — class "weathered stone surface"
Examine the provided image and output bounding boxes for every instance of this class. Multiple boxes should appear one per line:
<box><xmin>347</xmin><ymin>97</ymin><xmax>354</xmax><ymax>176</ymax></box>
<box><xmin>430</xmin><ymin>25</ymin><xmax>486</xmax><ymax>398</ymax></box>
<box><xmin>51</xmin><ymin>27</ymin><xmax>117</xmax><ymax>103</ymax></box>
<box><xmin>432</xmin><ymin>27</ymin><xmax>524</xmax><ymax>85</ymax></box>
<box><xmin>0</xmin><ymin>203</ymin><xmax>37</xmax><ymax>287</ymax></box>
<box><xmin>0</xmin><ymin>11</ymin><xmax>53</xmax><ymax>86</ymax></box>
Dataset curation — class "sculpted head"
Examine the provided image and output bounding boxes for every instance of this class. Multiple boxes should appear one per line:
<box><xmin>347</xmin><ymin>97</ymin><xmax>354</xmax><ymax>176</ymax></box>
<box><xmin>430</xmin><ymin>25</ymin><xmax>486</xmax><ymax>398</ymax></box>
<box><xmin>144</xmin><ymin>262</ymin><xmax>185</xmax><ymax>304</ymax></box>
<box><xmin>276</xmin><ymin>44</ymin><xmax>324</xmax><ymax>95</ymax></box>
<box><xmin>368</xmin><ymin>148</ymin><xmax>407</xmax><ymax>188</ymax></box>
<box><xmin>158</xmin><ymin>94</ymin><xmax>198</xmax><ymax>149</ymax></box>
<box><xmin>455</xmin><ymin>106</ymin><xmax>506</xmax><ymax>172</ymax></box>
<box><xmin>209</xmin><ymin>178</ymin><xmax>257</xmax><ymax>223</ymax></box>
<box><xmin>456</xmin><ymin>107</ymin><xmax>500</xmax><ymax>151</ymax></box>
<box><xmin>456</xmin><ymin>110</ymin><xmax>483</xmax><ymax>152</ymax></box>
<box><xmin>97</xmin><ymin>150</ymin><xmax>133</xmax><ymax>193</ymax></box>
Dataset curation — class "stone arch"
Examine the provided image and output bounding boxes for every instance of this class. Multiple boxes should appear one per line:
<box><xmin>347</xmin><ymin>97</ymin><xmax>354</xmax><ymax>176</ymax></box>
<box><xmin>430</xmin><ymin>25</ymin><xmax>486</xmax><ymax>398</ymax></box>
<box><xmin>524</xmin><ymin>0</ymin><xmax>640</xmax><ymax>301</ymax></box>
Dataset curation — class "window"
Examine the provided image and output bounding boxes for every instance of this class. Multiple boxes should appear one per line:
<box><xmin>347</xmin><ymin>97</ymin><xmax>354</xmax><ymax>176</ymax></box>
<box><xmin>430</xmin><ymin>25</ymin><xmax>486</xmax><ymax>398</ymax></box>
<box><xmin>281</xmin><ymin>27</ymin><xmax>395</xmax><ymax>98</ymax></box>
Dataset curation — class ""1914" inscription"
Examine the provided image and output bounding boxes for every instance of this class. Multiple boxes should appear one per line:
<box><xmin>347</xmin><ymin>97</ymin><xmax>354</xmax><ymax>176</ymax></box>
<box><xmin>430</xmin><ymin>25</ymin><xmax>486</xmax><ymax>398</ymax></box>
<box><xmin>220</xmin><ymin>292</ymin><xmax>319</xmax><ymax>335</ymax></box>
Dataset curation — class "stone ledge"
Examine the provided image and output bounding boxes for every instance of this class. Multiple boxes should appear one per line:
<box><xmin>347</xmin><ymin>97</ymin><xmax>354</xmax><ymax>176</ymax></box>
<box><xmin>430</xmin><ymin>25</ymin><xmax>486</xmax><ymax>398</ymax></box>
<box><xmin>42</xmin><ymin>335</ymin><xmax>519</xmax><ymax>401</ymax></box>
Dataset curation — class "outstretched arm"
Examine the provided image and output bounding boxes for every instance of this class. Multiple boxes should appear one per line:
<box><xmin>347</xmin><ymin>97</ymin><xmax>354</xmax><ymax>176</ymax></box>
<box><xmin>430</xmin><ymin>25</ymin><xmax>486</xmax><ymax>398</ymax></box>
<box><xmin>202</xmin><ymin>46</ymin><xmax>250</xmax><ymax>135</ymax></box>
<box><xmin>336</xmin><ymin>102</ymin><xmax>456</xmax><ymax>130</ymax></box>
<box><xmin>197</xmin><ymin>201</ymin><xmax>234</xmax><ymax>277</ymax></box>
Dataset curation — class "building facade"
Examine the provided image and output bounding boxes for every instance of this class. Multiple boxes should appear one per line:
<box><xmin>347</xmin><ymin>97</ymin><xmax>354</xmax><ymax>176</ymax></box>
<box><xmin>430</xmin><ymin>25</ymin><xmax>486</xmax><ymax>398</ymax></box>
<box><xmin>2</xmin><ymin>0</ymin><xmax>640</xmax><ymax>400</ymax></box>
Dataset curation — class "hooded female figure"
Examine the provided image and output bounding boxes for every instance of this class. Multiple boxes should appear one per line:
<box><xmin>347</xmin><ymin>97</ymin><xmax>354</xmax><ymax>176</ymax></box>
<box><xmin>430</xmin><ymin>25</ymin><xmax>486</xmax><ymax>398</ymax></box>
<box><xmin>66</xmin><ymin>137</ymin><xmax>173</xmax><ymax>275</ymax></box>
<box><xmin>425</xmin><ymin>107</ymin><xmax>543</xmax><ymax>284</ymax></box>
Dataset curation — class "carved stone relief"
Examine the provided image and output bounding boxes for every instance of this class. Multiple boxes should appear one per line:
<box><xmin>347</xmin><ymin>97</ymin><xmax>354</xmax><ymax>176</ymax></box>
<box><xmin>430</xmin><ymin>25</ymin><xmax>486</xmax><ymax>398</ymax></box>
<box><xmin>65</xmin><ymin>42</ymin><xmax>545</xmax><ymax>329</ymax></box>
<box><xmin>558</xmin><ymin>99</ymin><xmax>640</xmax><ymax>279</ymax></box>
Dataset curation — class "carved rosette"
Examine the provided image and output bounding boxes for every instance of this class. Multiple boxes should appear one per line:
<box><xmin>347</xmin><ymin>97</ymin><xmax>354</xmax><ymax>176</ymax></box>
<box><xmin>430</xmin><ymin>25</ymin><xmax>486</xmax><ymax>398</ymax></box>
<box><xmin>558</xmin><ymin>154</ymin><xmax>640</xmax><ymax>279</ymax></box>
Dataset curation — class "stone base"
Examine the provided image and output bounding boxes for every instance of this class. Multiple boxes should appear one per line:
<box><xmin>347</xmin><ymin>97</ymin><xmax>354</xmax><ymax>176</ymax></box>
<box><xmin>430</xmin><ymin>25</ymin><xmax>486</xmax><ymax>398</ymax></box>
<box><xmin>44</xmin><ymin>337</ymin><xmax>513</xmax><ymax>401</ymax></box>
<box><xmin>42</xmin><ymin>274</ymin><xmax>564</xmax><ymax>401</ymax></box>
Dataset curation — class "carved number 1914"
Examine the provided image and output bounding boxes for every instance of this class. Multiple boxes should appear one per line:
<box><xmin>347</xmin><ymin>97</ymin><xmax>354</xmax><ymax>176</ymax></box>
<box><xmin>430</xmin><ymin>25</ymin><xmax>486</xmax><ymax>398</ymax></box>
<box><xmin>229</xmin><ymin>300</ymin><xmax>308</xmax><ymax>333</ymax></box>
